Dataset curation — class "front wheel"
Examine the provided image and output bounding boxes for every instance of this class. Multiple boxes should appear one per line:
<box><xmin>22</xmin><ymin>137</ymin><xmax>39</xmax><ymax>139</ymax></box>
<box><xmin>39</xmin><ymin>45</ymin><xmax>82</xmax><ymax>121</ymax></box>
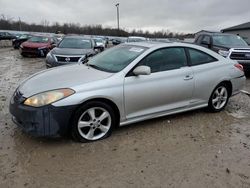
<box><xmin>208</xmin><ymin>83</ymin><xmax>229</xmax><ymax>112</ymax></box>
<box><xmin>71</xmin><ymin>101</ymin><xmax>116</xmax><ymax>142</ymax></box>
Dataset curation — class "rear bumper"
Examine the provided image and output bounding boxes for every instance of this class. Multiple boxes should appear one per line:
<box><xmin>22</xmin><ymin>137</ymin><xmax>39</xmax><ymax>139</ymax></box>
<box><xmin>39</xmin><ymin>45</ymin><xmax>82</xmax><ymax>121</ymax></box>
<box><xmin>9</xmin><ymin>94</ymin><xmax>77</xmax><ymax>137</ymax></box>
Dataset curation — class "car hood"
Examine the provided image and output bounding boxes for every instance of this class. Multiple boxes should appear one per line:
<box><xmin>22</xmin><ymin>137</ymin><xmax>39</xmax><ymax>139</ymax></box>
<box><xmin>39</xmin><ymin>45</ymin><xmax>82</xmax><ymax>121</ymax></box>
<box><xmin>22</xmin><ymin>41</ymin><xmax>49</xmax><ymax>48</ymax></box>
<box><xmin>51</xmin><ymin>47</ymin><xmax>94</xmax><ymax>55</ymax></box>
<box><xmin>19</xmin><ymin>64</ymin><xmax>113</xmax><ymax>97</ymax></box>
<box><xmin>216</xmin><ymin>44</ymin><xmax>250</xmax><ymax>50</ymax></box>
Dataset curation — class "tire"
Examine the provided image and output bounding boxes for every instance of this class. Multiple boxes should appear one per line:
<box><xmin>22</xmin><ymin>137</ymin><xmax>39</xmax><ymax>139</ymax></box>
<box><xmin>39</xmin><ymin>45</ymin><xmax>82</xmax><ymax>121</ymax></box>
<box><xmin>71</xmin><ymin>101</ymin><xmax>116</xmax><ymax>142</ymax></box>
<box><xmin>208</xmin><ymin>83</ymin><xmax>230</xmax><ymax>112</ymax></box>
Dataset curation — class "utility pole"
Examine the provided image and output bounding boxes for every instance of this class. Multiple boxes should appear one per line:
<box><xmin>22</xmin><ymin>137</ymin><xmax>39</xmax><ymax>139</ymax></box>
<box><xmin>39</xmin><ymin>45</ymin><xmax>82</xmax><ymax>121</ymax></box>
<box><xmin>115</xmin><ymin>3</ymin><xmax>120</xmax><ymax>35</ymax></box>
<box><xmin>18</xmin><ymin>17</ymin><xmax>22</xmax><ymax>31</ymax></box>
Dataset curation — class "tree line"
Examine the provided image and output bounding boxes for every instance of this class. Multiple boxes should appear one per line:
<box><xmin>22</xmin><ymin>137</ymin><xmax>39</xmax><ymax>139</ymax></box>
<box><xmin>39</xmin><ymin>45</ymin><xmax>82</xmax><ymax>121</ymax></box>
<box><xmin>0</xmin><ymin>15</ymin><xmax>194</xmax><ymax>39</ymax></box>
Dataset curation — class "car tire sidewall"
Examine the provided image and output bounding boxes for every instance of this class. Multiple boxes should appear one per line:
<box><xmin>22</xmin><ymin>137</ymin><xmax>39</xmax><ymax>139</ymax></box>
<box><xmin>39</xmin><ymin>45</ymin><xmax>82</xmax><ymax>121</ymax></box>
<box><xmin>71</xmin><ymin>101</ymin><xmax>116</xmax><ymax>143</ymax></box>
<box><xmin>208</xmin><ymin>83</ymin><xmax>229</xmax><ymax>112</ymax></box>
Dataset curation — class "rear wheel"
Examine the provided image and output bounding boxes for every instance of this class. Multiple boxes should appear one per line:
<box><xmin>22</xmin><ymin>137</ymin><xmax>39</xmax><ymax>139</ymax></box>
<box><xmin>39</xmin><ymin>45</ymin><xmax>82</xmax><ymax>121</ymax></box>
<box><xmin>208</xmin><ymin>83</ymin><xmax>229</xmax><ymax>112</ymax></box>
<box><xmin>71</xmin><ymin>101</ymin><xmax>116</xmax><ymax>142</ymax></box>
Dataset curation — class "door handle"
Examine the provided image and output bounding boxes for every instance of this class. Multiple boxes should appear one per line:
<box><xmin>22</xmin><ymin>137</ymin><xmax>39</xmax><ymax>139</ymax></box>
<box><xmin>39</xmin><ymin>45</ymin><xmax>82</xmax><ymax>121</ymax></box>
<box><xmin>184</xmin><ymin>75</ymin><xmax>193</xmax><ymax>80</ymax></box>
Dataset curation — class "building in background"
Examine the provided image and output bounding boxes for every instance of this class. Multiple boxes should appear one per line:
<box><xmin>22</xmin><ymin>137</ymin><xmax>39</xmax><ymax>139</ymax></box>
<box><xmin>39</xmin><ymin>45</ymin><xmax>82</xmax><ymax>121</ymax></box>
<box><xmin>221</xmin><ymin>22</ymin><xmax>250</xmax><ymax>44</ymax></box>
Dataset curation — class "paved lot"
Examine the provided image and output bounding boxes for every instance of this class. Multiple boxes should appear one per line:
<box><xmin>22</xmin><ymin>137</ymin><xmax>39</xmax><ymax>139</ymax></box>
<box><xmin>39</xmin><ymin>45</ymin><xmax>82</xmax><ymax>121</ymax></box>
<box><xmin>0</xmin><ymin>48</ymin><xmax>250</xmax><ymax>188</ymax></box>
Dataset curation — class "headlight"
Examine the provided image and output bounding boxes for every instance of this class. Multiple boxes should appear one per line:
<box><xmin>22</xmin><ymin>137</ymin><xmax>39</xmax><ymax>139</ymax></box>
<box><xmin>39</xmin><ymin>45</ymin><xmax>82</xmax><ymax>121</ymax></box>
<box><xmin>24</xmin><ymin>88</ymin><xmax>75</xmax><ymax>107</ymax></box>
<box><xmin>218</xmin><ymin>50</ymin><xmax>230</xmax><ymax>57</ymax></box>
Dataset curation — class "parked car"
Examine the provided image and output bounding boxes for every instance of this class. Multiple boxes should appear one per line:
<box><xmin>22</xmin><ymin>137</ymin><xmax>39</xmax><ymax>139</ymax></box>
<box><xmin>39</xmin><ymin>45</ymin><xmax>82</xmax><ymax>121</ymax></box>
<box><xmin>112</xmin><ymin>37</ymin><xmax>127</xmax><ymax>45</ymax></box>
<box><xmin>194</xmin><ymin>32</ymin><xmax>250</xmax><ymax>72</ymax></box>
<box><xmin>9</xmin><ymin>42</ymin><xmax>245</xmax><ymax>142</ymax></box>
<box><xmin>93</xmin><ymin>38</ymin><xmax>105</xmax><ymax>52</ymax></box>
<box><xmin>12</xmin><ymin>34</ymin><xmax>32</xmax><ymax>49</ymax></box>
<box><xmin>20</xmin><ymin>35</ymin><xmax>58</xmax><ymax>57</ymax></box>
<box><xmin>127</xmin><ymin>36</ymin><xmax>147</xmax><ymax>43</ymax></box>
<box><xmin>153</xmin><ymin>38</ymin><xmax>171</xmax><ymax>43</ymax></box>
<box><xmin>46</xmin><ymin>36</ymin><xmax>98</xmax><ymax>68</ymax></box>
<box><xmin>0</xmin><ymin>32</ymin><xmax>16</xmax><ymax>40</ymax></box>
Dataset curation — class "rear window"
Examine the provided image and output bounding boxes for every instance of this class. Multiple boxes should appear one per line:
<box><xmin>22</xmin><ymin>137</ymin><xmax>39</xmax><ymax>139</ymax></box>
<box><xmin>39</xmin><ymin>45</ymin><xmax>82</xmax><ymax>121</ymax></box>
<box><xmin>188</xmin><ymin>48</ymin><xmax>217</xmax><ymax>66</ymax></box>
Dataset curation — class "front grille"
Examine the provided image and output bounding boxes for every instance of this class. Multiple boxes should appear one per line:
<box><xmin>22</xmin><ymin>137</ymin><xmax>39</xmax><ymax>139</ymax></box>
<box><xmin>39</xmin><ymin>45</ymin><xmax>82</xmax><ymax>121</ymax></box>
<box><xmin>55</xmin><ymin>56</ymin><xmax>81</xmax><ymax>62</ymax></box>
<box><xmin>230</xmin><ymin>52</ymin><xmax>250</xmax><ymax>60</ymax></box>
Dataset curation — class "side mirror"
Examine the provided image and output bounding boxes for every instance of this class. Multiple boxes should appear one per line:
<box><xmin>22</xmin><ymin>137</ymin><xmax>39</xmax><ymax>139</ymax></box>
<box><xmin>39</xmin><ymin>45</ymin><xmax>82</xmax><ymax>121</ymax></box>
<box><xmin>133</xmin><ymin>66</ymin><xmax>151</xmax><ymax>76</ymax></box>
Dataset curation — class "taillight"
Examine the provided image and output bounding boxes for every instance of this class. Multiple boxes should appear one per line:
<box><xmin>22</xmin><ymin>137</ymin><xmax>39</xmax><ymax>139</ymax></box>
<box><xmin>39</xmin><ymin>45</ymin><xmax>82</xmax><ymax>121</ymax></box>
<box><xmin>234</xmin><ymin>63</ymin><xmax>244</xmax><ymax>72</ymax></box>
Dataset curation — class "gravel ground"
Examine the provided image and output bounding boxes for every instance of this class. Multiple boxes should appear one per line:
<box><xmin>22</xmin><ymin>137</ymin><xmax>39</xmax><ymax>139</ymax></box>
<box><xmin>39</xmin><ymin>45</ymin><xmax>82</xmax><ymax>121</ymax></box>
<box><xmin>0</xmin><ymin>48</ymin><xmax>250</xmax><ymax>188</ymax></box>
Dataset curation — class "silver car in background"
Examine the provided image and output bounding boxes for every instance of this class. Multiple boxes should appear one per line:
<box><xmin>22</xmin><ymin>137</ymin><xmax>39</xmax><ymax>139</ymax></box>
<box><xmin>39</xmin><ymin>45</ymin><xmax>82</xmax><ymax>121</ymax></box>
<box><xmin>45</xmin><ymin>36</ymin><xmax>98</xmax><ymax>67</ymax></box>
<box><xmin>10</xmin><ymin>42</ymin><xmax>245</xmax><ymax>142</ymax></box>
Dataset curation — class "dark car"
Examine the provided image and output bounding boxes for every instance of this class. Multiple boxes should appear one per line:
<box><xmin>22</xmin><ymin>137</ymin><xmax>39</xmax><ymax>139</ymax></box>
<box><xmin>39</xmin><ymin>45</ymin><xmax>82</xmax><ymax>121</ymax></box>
<box><xmin>45</xmin><ymin>36</ymin><xmax>98</xmax><ymax>68</ymax></box>
<box><xmin>0</xmin><ymin>32</ymin><xmax>16</xmax><ymax>40</ymax></box>
<box><xmin>112</xmin><ymin>37</ymin><xmax>127</xmax><ymax>45</ymax></box>
<box><xmin>194</xmin><ymin>32</ymin><xmax>250</xmax><ymax>72</ymax></box>
<box><xmin>20</xmin><ymin>35</ymin><xmax>58</xmax><ymax>57</ymax></box>
<box><xmin>12</xmin><ymin>34</ymin><xmax>32</xmax><ymax>49</ymax></box>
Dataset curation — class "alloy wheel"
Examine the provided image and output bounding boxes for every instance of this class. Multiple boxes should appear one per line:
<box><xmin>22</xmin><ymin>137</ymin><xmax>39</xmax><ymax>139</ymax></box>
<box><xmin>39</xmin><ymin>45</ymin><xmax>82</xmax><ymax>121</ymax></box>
<box><xmin>77</xmin><ymin>107</ymin><xmax>111</xmax><ymax>141</ymax></box>
<box><xmin>212</xmin><ymin>86</ymin><xmax>228</xmax><ymax>110</ymax></box>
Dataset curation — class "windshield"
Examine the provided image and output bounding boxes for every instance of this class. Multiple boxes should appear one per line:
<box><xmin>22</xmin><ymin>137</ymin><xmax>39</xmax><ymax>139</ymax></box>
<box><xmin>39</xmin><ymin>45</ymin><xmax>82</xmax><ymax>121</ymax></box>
<box><xmin>59</xmin><ymin>38</ymin><xmax>92</xmax><ymax>49</ymax></box>
<box><xmin>88</xmin><ymin>45</ymin><xmax>147</xmax><ymax>73</ymax></box>
<box><xmin>94</xmin><ymin>38</ymin><xmax>103</xmax><ymax>43</ymax></box>
<box><xmin>28</xmin><ymin>36</ymin><xmax>49</xmax><ymax>43</ymax></box>
<box><xmin>213</xmin><ymin>35</ymin><xmax>248</xmax><ymax>46</ymax></box>
<box><xmin>20</xmin><ymin>34</ymin><xmax>29</xmax><ymax>39</ymax></box>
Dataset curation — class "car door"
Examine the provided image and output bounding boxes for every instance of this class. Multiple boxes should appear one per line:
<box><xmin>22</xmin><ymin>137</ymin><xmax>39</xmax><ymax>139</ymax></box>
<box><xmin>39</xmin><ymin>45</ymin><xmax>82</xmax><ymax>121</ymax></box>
<box><xmin>186</xmin><ymin>47</ymin><xmax>221</xmax><ymax>106</ymax></box>
<box><xmin>124</xmin><ymin>47</ymin><xmax>194</xmax><ymax>120</ymax></box>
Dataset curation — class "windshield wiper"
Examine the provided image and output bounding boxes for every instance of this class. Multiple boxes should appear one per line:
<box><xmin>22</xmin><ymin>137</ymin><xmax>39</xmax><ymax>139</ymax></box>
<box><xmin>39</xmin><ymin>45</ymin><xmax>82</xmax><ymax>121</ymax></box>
<box><xmin>87</xmin><ymin>63</ymin><xmax>100</xmax><ymax>70</ymax></box>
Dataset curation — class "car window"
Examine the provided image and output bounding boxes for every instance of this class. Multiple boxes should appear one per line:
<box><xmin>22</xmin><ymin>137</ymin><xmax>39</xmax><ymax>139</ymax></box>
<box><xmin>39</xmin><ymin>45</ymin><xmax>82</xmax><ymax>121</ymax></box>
<box><xmin>188</xmin><ymin>48</ymin><xmax>217</xmax><ymax>66</ymax></box>
<box><xmin>212</xmin><ymin>35</ymin><xmax>248</xmax><ymax>46</ymax></box>
<box><xmin>202</xmin><ymin>36</ymin><xmax>210</xmax><ymax>44</ymax></box>
<box><xmin>88</xmin><ymin>45</ymin><xmax>147</xmax><ymax>73</ymax></box>
<box><xmin>195</xmin><ymin>35</ymin><xmax>203</xmax><ymax>44</ymax></box>
<box><xmin>138</xmin><ymin>47</ymin><xmax>187</xmax><ymax>73</ymax></box>
<box><xmin>58</xmin><ymin>38</ymin><xmax>92</xmax><ymax>49</ymax></box>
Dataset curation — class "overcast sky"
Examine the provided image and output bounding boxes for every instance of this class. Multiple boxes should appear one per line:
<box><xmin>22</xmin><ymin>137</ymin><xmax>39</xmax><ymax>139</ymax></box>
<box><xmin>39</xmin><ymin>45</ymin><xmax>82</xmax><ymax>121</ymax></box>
<box><xmin>1</xmin><ymin>0</ymin><xmax>250</xmax><ymax>33</ymax></box>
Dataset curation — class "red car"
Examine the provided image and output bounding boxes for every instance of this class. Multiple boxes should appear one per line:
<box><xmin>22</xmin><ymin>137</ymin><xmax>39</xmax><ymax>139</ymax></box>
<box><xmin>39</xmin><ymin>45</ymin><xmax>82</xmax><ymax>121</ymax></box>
<box><xmin>20</xmin><ymin>35</ymin><xmax>57</xmax><ymax>57</ymax></box>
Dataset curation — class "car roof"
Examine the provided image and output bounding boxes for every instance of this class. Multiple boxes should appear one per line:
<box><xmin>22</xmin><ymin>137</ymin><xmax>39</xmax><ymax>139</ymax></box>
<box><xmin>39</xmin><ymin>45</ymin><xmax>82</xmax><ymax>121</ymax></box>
<box><xmin>123</xmin><ymin>41</ymin><xmax>202</xmax><ymax>49</ymax></box>
<box><xmin>64</xmin><ymin>35</ymin><xmax>92</xmax><ymax>39</ymax></box>
<box><xmin>123</xmin><ymin>41</ymin><xmax>172</xmax><ymax>48</ymax></box>
<box><xmin>198</xmin><ymin>32</ymin><xmax>236</xmax><ymax>36</ymax></box>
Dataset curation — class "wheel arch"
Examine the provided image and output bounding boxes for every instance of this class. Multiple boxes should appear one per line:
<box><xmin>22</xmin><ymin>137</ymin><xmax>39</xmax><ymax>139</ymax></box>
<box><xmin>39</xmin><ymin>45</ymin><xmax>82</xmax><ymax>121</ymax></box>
<box><xmin>70</xmin><ymin>97</ymin><xmax>121</xmax><ymax>128</ymax></box>
<box><xmin>217</xmin><ymin>80</ymin><xmax>232</xmax><ymax>97</ymax></box>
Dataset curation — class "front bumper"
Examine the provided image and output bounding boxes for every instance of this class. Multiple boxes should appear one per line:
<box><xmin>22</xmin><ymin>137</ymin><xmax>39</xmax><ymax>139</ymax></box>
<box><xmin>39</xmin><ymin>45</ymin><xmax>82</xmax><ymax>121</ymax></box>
<box><xmin>46</xmin><ymin>59</ymin><xmax>79</xmax><ymax>68</ymax></box>
<box><xmin>9</xmin><ymin>93</ymin><xmax>77</xmax><ymax>137</ymax></box>
<box><xmin>20</xmin><ymin>47</ymin><xmax>49</xmax><ymax>57</ymax></box>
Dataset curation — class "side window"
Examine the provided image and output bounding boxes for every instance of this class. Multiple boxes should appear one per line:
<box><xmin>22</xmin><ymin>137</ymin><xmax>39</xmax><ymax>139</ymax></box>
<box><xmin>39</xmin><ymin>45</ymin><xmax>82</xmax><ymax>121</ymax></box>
<box><xmin>188</xmin><ymin>48</ymin><xmax>217</xmax><ymax>66</ymax></box>
<box><xmin>196</xmin><ymin>35</ymin><xmax>203</xmax><ymax>44</ymax></box>
<box><xmin>202</xmin><ymin>36</ymin><xmax>210</xmax><ymax>44</ymax></box>
<box><xmin>139</xmin><ymin>48</ymin><xmax>187</xmax><ymax>73</ymax></box>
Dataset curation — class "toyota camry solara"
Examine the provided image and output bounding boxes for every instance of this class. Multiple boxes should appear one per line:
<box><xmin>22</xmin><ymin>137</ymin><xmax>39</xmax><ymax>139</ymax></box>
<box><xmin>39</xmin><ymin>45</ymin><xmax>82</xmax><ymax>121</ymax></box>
<box><xmin>9</xmin><ymin>42</ymin><xmax>245</xmax><ymax>142</ymax></box>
